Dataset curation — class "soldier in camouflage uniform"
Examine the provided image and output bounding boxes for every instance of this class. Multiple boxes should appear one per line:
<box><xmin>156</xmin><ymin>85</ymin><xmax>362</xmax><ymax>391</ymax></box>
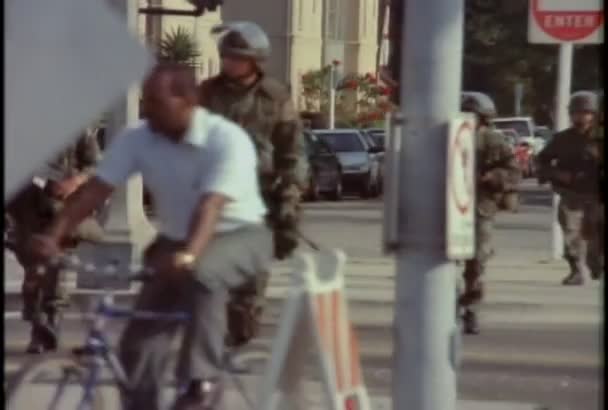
<box><xmin>198</xmin><ymin>22</ymin><xmax>305</xmax><ymax>347</ymax></box>
<box><xmin>459</xmin><ymin>93</ymin><xmax>522</xmax><ymax>334</ymax></box>
<box><xmin>537</xmin><ymin>91</ymin><xmax>603</xmax><ymax>285</ymax></box>
<box><xmin>6</xmin><ymin>129</ymin><xmax>104</xmax><ymax>353</ymax></box>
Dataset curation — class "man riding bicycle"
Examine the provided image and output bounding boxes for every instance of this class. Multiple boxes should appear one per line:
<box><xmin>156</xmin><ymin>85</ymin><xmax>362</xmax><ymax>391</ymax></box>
<box><xmin>27</xmin><ymin>63</ymin><xmax>272</xmax><ymax>410</ymax></box>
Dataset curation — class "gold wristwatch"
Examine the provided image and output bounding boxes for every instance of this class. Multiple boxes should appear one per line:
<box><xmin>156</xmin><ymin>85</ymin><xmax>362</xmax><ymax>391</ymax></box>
<box><xmin>174</xmin><ymin>251</ymin><xmax>196</xmax><ymax>269</ymax></box>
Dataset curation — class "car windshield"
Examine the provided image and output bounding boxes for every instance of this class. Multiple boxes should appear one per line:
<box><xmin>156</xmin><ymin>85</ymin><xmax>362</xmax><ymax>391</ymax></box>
<box><xmin>492</xmin><ymin>121</ymin><xmax>531</xmax><ymax>138</ymax></box>
<box><xmin>316</xmin><ymin>132</ymin><xmax>364</xmax><ymax>152</ymax></box>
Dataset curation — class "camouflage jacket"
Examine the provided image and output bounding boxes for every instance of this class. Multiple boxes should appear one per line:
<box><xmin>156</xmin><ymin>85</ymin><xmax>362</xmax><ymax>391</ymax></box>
<box><xmin>476</xmin><ymin>127</ymin><xmax>522</xmax><ymax>216</ymax></box>
<box><xmin>45</xmin><ymin>129</ymin><xmax>102</xmax><ymax>180</ymax></box>
<box><xmin>537</xmin><ymin>127</ymin><xmax>602</xmax><ymax>200</ymax></box>
<box><xmin>7</xmin><ymin>131</ymin><xmax>102</xmax><ymax>237</ymax></box>
<box><xmin>198</xmin><ymin>74</ymin><xmax>306</xmax><ymax>226</ymax></box>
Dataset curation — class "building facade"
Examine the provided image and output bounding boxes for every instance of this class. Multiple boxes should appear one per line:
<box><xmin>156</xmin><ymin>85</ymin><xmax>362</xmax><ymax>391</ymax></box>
<box><xmin>222</xmin><ymin>0</ymin><xmax>379</xmax><ymax>108</ymax></box>
<box><xmin>138</xmin><ymin>0</ymin><xmax>379</xmax><ymax>109</ymax></box>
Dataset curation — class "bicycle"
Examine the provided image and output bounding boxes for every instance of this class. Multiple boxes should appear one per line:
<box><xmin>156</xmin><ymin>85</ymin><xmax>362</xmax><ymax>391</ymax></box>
<box><xmin>5</xmin><ymin>253</ymin><xmax>258</xmax><ymax>410</ymax></box>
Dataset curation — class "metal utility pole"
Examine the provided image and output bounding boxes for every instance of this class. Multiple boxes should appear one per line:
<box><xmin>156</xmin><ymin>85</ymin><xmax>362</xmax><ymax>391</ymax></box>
<box><xmin>329</xmin><ymin>66</ymin><xmax>336</xmax><ymax>130</ymax></box>
<box><xmin>391</xmin><ymin>0</ymin><xmax>463</xmax><ymax>409</ymax></box>
<box><xmin>551</xmin><ymin>43</ymin><xmax>573</xmax><ymax>260</ymax></box>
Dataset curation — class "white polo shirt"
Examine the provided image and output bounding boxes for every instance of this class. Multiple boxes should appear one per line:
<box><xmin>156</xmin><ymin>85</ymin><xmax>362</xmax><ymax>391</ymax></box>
<box><xmin>95</xmin><ymin>108</ymin><xmax>267</xmax><ymax>240</ymax></box>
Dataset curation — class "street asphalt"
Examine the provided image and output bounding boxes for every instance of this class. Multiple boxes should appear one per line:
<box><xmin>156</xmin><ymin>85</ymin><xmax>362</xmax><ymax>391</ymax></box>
<box><xmin>4</xmin><ymin>180</ymin><xmax>603</xmax><ymax>410</ymax></box>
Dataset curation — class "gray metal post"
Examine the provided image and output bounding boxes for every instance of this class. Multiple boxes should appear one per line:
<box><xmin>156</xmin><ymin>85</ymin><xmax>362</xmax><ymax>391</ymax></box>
<box><xmin>514</xmin><ymin>83</ymin><xmax>524</xmax><ymax>116</ymax></box>
<box><xmin>329</xmin><ymin>66</ymin><xmax>336</xmax><ymax>130</ymax></box>
<box><xmin>392</xmin><ymin>0</ymin><xmax>463</xmax><ymax>409</ymax></box>
<box><xmin>551</xmin><ymin>43</ymin><xmax>573</xmax><ymax>260</ymax></box>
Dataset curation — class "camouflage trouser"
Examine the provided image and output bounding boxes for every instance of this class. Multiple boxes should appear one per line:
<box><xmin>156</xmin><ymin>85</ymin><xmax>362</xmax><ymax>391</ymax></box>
<box><xmin>460</xmin><ymin>212</ymin><xmax>495</xmax><ymax>313</ymax></box>
<box><xmin>558</xmin><ymin>197</ymin><xmax>603</xmax><ymax>275</ymax></box>
<box><xmin>8</xmin><ymin>183</ymin><xmax>104</xmax><ymax>328</ymax></box>
<box><xmin>14</xmin><ymin>217</ymin><xmax>104</xmax><ymax>323</ymax></box>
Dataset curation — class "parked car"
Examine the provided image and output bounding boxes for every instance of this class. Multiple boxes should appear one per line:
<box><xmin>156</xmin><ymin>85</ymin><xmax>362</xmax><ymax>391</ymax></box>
<box><xmin>363</xmin><ymin>128</ymin><xmax>386</xmax><ymax>149</ymax></box>
<box><xmin>497</xmin><ymin>128</ymin><xmax>520</xmax><ymax>151</ymax></box>
<box><xmin>491</xmin><ymin>116</ymin><xmax>545</xmax><ymax>155</ymax></box>
<box><xmin>312</xmin><ymin>129</ymin><xmax>383</xmax><ymax>198</ymax></box>
<box><xmin>534</xmin><ymin>126</ymin><xmax>554</xmax><ymax>145</ymax></box>
<box><xmin>302</xmin><ymin>131</ymin><xmax>343</xmax><ymax>201</ymax></box>
<box><xmin>361</xmin><ymin>129</ymin><xmax>386</xmax><ymax>193</ymax></box>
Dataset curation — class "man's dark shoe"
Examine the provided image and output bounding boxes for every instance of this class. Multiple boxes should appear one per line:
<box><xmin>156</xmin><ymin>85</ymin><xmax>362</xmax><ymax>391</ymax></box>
<box><xmin>462</xmin><ymin>310</ymin><xmax>480</xmax><ymax>335</ymax></box>
<box><xmin>562</xmin><ymin>272</ymin><xmax>584</xmax><ymax>286</ymax></box>
<box><xmin>172</xmin><ymin>380</ymin><xmax>223</xmax><ymax>410</ymax></box>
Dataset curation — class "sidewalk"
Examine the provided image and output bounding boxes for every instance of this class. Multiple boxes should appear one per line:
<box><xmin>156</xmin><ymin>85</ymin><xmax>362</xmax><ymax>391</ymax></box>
<box><xmin>5</xmin><ymin>378</ymin><xmax>542</xmax><ymax>410</ymax></box>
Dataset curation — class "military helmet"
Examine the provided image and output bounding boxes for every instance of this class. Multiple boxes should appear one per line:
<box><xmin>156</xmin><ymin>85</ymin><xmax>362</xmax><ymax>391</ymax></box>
<box><xmin>568</xmin><ymin>90</ymin><xmax>599</xmax><ymax>114</ymax></box>
<box><xmin>461</xmin><ymin>92</ymin><xmax>497</xmax><ymax>118</ymax></box>
<box><xmin>212</xmin><ymin>21</ymin><xmax>271</xmax><ymax>62</ymax></box>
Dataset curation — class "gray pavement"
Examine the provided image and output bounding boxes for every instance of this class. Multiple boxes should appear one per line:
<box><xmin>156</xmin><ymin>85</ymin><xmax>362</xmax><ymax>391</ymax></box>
<box><xmin>4</xmin><ymin>181</ymin><xmax>602</xmax><ymax>409</ymax></box>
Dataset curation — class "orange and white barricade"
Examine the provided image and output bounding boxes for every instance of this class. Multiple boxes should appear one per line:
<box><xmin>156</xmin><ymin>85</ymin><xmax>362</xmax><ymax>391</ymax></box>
<box><xmin>256</xmin><ymin>250</ymin><xmax>371</xmax><ymax>410</ymax></box>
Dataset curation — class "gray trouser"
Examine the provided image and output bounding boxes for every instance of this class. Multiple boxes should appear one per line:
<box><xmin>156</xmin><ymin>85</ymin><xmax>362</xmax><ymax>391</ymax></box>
<box><xmin>118</xmin><ymin>225</ymin><xmax>273</xmax><ymax>410</ymax></box>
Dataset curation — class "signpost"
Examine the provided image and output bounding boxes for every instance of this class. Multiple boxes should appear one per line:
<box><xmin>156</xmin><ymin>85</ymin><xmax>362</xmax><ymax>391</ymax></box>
<box><xmin>528</xmin><ymin>0</ymin><xmax>603</xmax><ymax>259</ymax></box>
<box><xmin>514</xmin><ymin>83</ymin><xmax>524</xmax><ymax>116</ymax></box>
<box><xmin>446</xmin><ymin>116</ymin><xmax>477</xmax><ymax>260</ymax></box>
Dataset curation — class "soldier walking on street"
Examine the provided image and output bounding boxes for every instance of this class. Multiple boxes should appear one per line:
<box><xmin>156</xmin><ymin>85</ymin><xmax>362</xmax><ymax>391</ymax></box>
<box><xmin>6</xmin><ymin>129</ymin><xmax>105</xmax><ymax>354</ymax></box>
<box><xmin>537</xmin><ymin>91</ymin><xmax>603</xmax><ymax>285</ymax></box>
<box><xmin>459</xmin><ymin>93</ymin><xmax>522</xmax><ymax>334</ymax></box>
<box><xmin>198</xmin><ymin>21</ymin><xmax>306</xmax><ymax>347</ymax></box>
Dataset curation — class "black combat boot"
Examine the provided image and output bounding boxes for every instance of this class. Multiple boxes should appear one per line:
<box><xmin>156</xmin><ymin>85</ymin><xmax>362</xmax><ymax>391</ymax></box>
<box><xmin>462</xmin><ymin>310</ymin><xmax>480</xmax><ymax>335</ymax></box>
<box><xmin>562</xmin><ymin>258</ymin><xmax>585</xmax><ymax>286</ymax></box>
<box><xmin>590</xmin><ymin>269</ymin><xmax>603</xmax><ymax>280</ymax></box>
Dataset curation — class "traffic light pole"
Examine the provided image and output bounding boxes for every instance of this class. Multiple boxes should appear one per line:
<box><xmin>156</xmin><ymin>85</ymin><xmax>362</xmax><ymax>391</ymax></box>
<box><xmin>551</xmin><ymin>43</ymin><xmax>573</xmax><ymax>260</ymax></box>
<box><xmin>392</xmin><ymin>0</ymin><xmax>463</xmax><ymax>409</ymax></box>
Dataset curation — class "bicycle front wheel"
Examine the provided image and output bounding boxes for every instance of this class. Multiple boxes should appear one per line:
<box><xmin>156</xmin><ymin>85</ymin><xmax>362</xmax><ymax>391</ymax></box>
<box><xmin>6</xmin><ymin>354</ymin><xmax>105</xmax><ymax>410</ymax></box>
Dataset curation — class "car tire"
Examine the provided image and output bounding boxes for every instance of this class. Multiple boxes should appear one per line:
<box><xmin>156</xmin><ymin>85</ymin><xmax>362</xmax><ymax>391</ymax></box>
<box><xmin>329</xmin><ymin>178</ymin><xmax>343</xmax><ymax>201</ymax></box>
<box><xmin>307</xmin><ymin>176</ymin><xmax>320</xmax><ymax>202</ymax></box>
<box><xmin>359</xmin><ymin>173</ymin><xmax>374</xmax><ymax>199</ymax></box>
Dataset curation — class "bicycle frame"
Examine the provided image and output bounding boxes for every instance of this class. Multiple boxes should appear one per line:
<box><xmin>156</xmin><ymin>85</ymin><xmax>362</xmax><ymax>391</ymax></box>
<box><xmin>49</xmin><ymin>288</ymin><xmax>188</xmax><ymax>410</ymax></box>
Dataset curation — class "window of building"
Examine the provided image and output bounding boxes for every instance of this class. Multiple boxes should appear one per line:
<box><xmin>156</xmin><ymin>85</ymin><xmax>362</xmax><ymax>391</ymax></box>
<box><xmin>298</xmin><ymin>0</ymin><xmax>304</xmax><ymax>31</ymax></box>
<box><xmin>327</xmin><ymin>0</ymin><xmax>340</xmax><ymax>39</ymax></box>
<box><xmin>363</xmin><ymin>0</ymin><xmax>368</xmax><ymax>36</ymax></box>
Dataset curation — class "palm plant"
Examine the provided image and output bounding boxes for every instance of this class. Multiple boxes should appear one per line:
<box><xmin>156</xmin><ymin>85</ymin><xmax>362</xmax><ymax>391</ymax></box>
<box><xmin>157</xmin><ymin>26</ymin><xmax>200</xmax><ymax>65</ymax></box>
